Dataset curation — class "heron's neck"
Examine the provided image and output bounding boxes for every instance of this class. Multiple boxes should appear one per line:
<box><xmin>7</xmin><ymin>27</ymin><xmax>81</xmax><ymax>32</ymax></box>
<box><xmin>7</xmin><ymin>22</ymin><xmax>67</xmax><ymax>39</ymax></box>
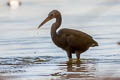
<box><xmin>51</xmin><ymin>15</ymin><xmax>62</xmax><ymax>38</ymax></box>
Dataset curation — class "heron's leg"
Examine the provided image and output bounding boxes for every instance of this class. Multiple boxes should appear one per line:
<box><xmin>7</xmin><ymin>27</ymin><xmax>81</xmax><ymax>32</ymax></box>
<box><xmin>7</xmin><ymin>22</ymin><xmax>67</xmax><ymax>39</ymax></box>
<box><xmin>75</xmin><ymin>51</ymin><xmax>81</xmax><ymax>63</ymax></box>
<box><xmin>76</xmin><ymin>53</ymin><xmax>80</xmax><ymax>60</ymax></box>
<box><xmin>66</xmin><ymin>50</ymin><xmax>72</xmax><ymax>64</ymax></box>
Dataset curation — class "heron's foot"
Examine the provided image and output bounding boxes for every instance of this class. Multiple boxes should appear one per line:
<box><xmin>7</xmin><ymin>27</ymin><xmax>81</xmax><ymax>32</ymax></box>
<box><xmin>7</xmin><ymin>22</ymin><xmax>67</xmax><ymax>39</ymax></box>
<box><xmin>76</xmin><ymin>59</ymin><xmax>81</xmax><ymax>64</ymax></box>
<box><xmin>67</xmin><ymin>58</ymin><xmax>72</xmax><ymax>65</ymax></box>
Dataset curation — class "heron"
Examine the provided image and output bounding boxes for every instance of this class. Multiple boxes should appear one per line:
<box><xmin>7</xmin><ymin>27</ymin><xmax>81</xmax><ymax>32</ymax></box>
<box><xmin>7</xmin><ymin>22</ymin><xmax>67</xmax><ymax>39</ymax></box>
<box><xmin>38</xmin><ymin>10</ymin><xmax>98</xmax><ymax>63</ymax></box>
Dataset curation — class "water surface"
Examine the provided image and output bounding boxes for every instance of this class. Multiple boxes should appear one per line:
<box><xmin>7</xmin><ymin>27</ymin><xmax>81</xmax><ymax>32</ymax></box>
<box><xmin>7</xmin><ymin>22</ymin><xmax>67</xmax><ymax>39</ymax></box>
<box><xmin>0</xmin><ymin>0</ymin><xmax>120</xmax><ymax>80</ymax></box>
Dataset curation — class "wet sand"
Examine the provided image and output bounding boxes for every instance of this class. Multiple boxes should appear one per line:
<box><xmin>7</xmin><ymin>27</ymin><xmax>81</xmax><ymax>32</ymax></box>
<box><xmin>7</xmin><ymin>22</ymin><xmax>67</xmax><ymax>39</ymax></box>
<box><xmin>0</xmin><ymin>0</ymin><xmax>120</xmax><ymax>80</ymax></box>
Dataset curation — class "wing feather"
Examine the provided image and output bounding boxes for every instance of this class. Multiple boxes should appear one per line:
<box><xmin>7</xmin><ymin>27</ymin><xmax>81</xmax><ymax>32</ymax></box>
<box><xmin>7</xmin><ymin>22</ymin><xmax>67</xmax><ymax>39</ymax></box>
<box><xmin>58</xmin><ymin>28</ymin><xmax>95</xmax><ymax>50</ymax></box>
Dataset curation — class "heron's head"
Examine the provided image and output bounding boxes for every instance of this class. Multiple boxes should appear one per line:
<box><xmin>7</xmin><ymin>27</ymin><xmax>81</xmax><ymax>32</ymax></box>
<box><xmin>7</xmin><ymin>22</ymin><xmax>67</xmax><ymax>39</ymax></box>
<box><xmin>38</xmin><ymin>10</ymin><xmax>60</xmax><ymax>29</ymax></box>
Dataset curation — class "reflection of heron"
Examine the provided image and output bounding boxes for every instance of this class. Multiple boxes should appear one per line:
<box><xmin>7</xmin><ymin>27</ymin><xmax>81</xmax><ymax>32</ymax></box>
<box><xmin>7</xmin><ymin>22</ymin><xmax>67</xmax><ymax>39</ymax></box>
<box><xmin>51</xmin><ymin>60</ymin><xmax>96</xmax><ymax>79</ymax></box>
<box><xmin>7</xmin><ymin>0</ymin><xmax>21</xmax><ymax>9</ymax></box>
<box><xmin>38</xmin><ymin>10</ymin><xmax>98</xmax><ymax>63</ymax></box>
<box><xmin>65</xmin><ymin>61</ymin><xmax>95</xmax><ymax>79</ymax></box>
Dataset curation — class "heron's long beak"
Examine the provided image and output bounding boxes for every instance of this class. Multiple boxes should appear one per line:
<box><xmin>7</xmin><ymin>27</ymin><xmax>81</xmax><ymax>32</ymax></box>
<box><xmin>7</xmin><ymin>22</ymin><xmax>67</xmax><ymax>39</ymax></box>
<box><xmin>38</xmin><ymin>17</ymin><xmax>51</xmax><ymax>29</ymax></box>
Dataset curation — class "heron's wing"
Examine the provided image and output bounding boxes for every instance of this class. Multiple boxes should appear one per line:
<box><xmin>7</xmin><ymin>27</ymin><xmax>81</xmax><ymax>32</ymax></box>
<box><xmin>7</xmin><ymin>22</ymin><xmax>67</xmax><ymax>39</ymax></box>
<box><xmin>58</xmin><ymin>28</ymin><xmax>93</xmax><ymax>39</ymax></box>
<box><xmin>58</xmin><ymin>28</ymin><xmax>94</xmax><ymax>49</ymax></box>
<box><xmin>66</xmin><ymin>34</ymin><xmax>92</xmax><ymax>50</ymax></box>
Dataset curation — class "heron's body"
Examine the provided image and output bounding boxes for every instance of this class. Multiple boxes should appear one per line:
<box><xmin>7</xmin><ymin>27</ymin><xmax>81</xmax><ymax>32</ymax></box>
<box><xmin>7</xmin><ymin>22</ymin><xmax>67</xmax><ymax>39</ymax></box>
<box><xmin>54</xmin><ymin>28</ymin><xmax>97</xmax><ymax>52</ymax></box>
<box><xmin>38</xmin><ymin>10</ymin><xmax>98</xmax><ymax>63</ymax></box>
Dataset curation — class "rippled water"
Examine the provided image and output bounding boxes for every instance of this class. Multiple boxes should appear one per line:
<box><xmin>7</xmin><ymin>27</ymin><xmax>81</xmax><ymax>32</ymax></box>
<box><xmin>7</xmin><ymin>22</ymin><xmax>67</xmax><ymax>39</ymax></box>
<box><xmin>0</xmin><ymin>0</ymin><xmax>120</xmax><ymax>80</ymax></box>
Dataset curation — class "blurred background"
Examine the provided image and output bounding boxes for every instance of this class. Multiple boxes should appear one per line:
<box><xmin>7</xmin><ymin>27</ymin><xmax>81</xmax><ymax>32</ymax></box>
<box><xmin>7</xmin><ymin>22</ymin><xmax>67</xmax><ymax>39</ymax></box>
<box><xmin>0</xmin><ymin>0</ymin><xmax>120</xmax><ymax>80</ymax></box>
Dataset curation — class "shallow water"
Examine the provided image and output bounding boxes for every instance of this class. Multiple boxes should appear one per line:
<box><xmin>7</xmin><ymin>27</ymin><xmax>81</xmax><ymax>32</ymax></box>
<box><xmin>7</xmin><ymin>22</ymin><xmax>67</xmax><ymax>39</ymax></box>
<box><xmin>0</xmin><ymin>0</ymin><xmax>120</xmax><ymax>80</ymax></box>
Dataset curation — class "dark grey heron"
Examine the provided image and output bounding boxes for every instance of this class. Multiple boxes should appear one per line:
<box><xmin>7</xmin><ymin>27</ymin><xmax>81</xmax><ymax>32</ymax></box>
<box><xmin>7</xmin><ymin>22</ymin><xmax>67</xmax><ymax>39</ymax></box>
<box><xmin>38</xmin><ymin>10</ymin><xmax>98</xmax><ymax>63</ymax></box>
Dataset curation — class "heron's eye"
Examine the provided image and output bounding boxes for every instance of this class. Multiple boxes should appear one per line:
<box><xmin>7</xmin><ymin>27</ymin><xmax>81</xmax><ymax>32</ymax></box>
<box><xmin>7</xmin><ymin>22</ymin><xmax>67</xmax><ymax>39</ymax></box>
<box><xmin>51</xmin><ymin>14</ymin><xmax>54</xmax><ymax>17</ymax></box>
